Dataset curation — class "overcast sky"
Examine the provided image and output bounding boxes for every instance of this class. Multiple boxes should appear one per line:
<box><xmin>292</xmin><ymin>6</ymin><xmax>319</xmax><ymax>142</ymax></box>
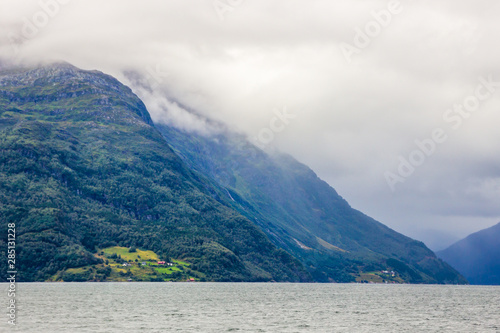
<box><xmin>1</xmin><ymin>0</ymin><xmax>499</xmax><ymax>250</ymax></box>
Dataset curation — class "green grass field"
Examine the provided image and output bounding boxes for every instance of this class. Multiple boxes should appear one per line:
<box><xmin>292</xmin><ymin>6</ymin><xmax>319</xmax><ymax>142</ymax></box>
<box><xmin>155</xmin><ymin>266</ymin><xmax>181</xmax><ymax>274</ymax></box>
<box><xmin>100</xmin><ymin>246</ymin><xmax>159</xmax><ymax>261</ymax></box>
<box><xmin>355</xmin><ymin>272</ymin><xmax>404</xmax><ymax>284</ymax></box>
<box><xmin>49</xmin><ymin>246</ymin><xmax>204</xmax><ymax>282</ymax></box>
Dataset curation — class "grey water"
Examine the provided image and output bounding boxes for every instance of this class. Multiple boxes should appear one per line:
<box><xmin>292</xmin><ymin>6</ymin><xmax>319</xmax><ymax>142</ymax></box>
<box><xmin>1</xmin><ymin>283</ymin><xmax>499</xmax><ymax>332</ymax></box>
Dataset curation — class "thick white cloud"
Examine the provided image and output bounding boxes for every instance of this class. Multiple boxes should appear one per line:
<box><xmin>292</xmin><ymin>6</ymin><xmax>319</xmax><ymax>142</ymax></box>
<box><xmin>1</xmin><ymin>0</ymin><xmax>499</xmax><ymax>248</ymax></box>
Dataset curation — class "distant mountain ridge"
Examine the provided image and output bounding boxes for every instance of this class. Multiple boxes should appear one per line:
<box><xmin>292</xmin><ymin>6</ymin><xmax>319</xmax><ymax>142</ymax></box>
<box><xmin>437</xmin><ymin>222</ymin><xmax>500</xmax><ymax>285</ymax></box>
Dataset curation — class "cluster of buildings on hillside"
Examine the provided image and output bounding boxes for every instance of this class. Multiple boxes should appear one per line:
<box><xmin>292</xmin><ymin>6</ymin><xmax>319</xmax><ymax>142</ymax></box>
<box><xmin>122</xmin><ymin>261</ymin><xmax>174</xmax><ymax>267</ymax></box>
<box><xmin>381</xmin><ymin>270</ymin><xmax>396</xmax><ymax>277</ymax></box>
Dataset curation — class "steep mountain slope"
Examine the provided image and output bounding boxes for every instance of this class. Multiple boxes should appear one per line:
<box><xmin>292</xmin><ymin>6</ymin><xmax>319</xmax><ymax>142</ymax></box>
<box><xmin>437</xmin><ymin>222</ymin><xmax>500</xmax><ymax>285</ymax></box>
<box><xmin>0</xmin><ymin>63</ymin><xmax>310</xmax><ymax>282</ymax></box>
<box><xmin>157</xmin><ymin>125</ymin><xmax>467</xmax><ymax>284</ymax></box>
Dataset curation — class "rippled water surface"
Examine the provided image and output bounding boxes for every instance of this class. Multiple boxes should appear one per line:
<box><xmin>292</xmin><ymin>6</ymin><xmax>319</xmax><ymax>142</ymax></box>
<box><xmin>2</xmin><ymin>283</ymin><xmax>499</xmax><ymax>332</ymax></box>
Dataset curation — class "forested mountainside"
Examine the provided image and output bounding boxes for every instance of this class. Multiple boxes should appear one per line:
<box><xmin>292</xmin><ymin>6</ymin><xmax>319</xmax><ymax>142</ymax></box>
<box><xmin>0</xmin><ymin>63</ymin><xmax>466</xmax><ymax>284</ymax></box>
<box><xmin>156</xmin><ymin>123</ymin><xmax>467</xmax><ymax>284</ymax></box>
<box><xmin>0</xmin><ymin>63</ymin><xmax>309</xmax><ymax>282</ymax></box>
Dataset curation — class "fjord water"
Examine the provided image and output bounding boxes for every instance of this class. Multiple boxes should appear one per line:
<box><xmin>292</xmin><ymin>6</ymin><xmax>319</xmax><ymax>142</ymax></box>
<box><xmin>3</xmin><ymin>283</ymin><xmax>499</xmax><ymax>332</ymax></box>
